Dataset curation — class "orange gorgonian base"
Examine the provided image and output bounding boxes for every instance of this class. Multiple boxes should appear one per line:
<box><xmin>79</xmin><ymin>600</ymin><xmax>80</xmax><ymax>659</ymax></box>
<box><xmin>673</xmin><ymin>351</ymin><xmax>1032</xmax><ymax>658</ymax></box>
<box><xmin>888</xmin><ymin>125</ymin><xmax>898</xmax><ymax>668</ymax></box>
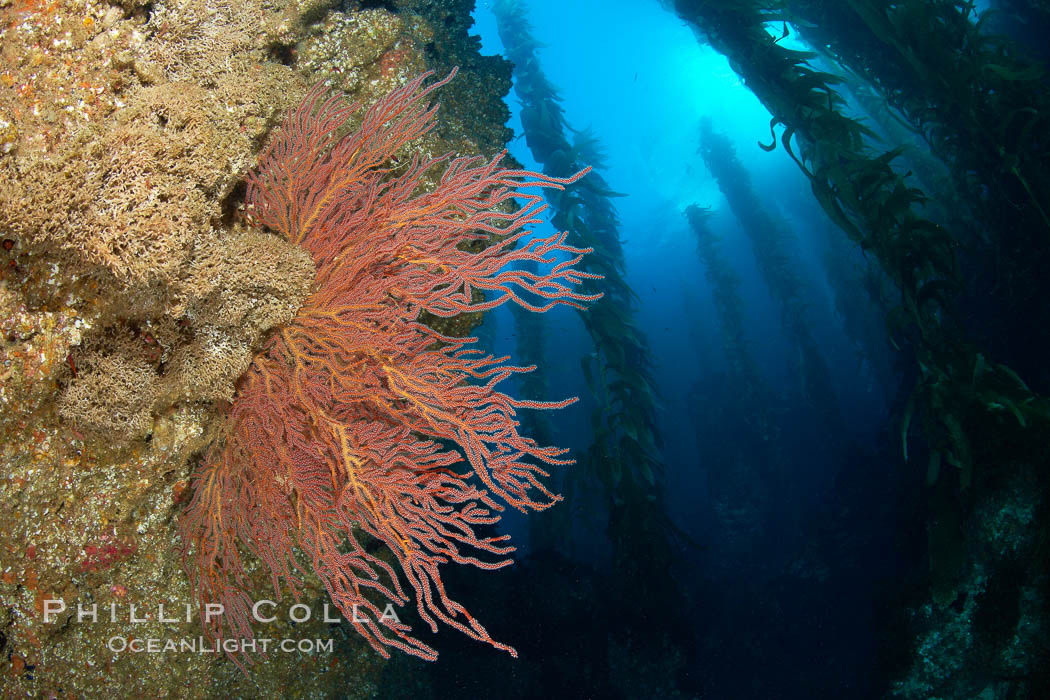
<box><xmin>178</xmin><ymin>70</ymin><xmax>599</xmax><ymax>666</ymax></box>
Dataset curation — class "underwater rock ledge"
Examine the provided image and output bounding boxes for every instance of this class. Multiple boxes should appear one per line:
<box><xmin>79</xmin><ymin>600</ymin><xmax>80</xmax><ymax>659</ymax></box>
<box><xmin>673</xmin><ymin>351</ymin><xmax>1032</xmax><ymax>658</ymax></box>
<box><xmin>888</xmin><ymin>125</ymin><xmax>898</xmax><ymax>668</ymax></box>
<box><xmin>0</xmin><ymin>0</ymin><xmax>511</xmax><ymax>695</ymax></box>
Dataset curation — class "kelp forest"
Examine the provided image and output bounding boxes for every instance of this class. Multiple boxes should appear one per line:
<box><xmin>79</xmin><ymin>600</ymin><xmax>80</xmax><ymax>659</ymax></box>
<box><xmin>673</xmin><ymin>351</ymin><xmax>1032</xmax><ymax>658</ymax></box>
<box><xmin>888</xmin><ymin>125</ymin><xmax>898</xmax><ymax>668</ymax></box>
<box><xmin>2</xmin><ymin>0</ymin><xmax>1050</xmax><ymax>697</ymax></box>
<box><xmin>473</xmin><ymin>0</ymin><xmax>1050</xmax><ymax>697</ymax></box>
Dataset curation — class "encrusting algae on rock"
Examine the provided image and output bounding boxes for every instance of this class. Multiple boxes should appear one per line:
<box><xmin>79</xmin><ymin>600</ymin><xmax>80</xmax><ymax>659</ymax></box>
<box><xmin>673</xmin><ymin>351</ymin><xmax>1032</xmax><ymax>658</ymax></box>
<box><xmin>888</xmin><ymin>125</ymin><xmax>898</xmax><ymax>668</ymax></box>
<box><xmin>0</xmin><ymin>0</ymin><xmax>519</xmax><ymax>695</ymax></box>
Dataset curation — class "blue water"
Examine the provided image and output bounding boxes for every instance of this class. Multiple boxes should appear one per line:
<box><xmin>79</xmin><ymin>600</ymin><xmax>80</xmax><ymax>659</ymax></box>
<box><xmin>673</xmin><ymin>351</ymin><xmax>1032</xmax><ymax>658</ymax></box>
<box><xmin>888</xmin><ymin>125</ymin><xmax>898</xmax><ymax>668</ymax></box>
<box><xmin>473</xmin><ymin>0</ymin><xmax>891</xmax><ymax>528</ymax></box>
<box><xmin>379</xmin><ymin>2</ymin><xmax>924</xmax><ymax>697</ymax></box>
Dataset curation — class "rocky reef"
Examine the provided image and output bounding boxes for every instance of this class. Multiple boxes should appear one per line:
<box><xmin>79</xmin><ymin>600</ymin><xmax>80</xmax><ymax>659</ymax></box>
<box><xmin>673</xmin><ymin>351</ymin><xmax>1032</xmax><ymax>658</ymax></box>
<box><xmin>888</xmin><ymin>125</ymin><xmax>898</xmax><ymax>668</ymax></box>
<box><xmin>0</xmin><ymin>0</ymin><xmax>511</xmax><ymax>695</ymax></box>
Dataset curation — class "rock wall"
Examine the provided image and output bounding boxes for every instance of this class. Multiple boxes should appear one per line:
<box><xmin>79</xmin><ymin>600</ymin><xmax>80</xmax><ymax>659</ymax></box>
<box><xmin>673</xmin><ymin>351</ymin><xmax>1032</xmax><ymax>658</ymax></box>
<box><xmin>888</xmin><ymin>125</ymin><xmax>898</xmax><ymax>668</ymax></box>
<box><xmin>0</xmin><ymin>0</ymin><xmax>511</xmax><ymax>694</ymax></box>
